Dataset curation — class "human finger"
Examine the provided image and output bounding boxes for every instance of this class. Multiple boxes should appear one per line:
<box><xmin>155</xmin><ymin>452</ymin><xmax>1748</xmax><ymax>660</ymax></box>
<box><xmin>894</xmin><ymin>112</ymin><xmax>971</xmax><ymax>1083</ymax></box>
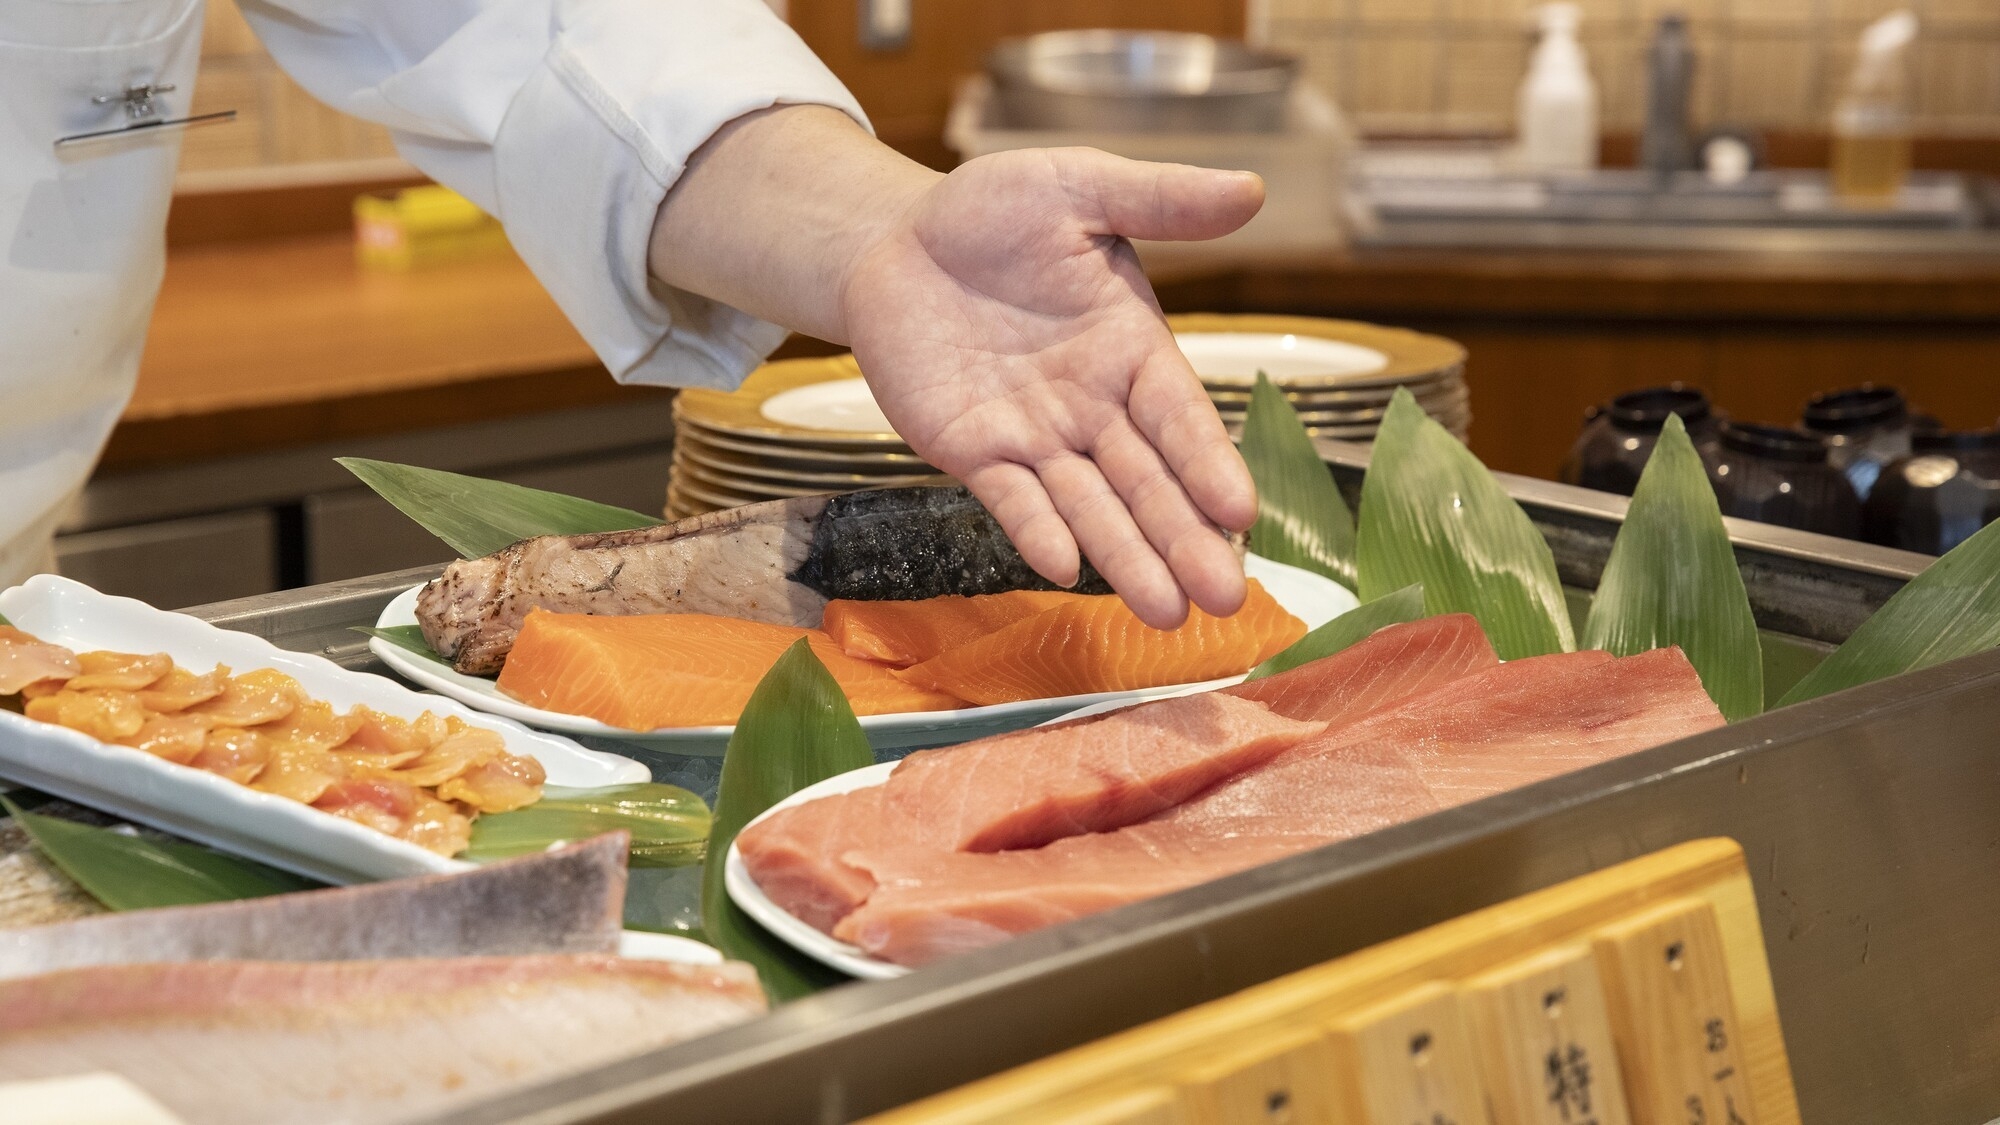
<box><xmin>1127</xmin><ymin>347</ymin><xmax>1259</xmax><ymax>533</ymax></box>
<box><xmin>961</xmin><ymin>461</ymin><xmax>1082</xmax><ymax>589</ymax></box>
<box><xmin>1037</xmin><ymin>451</ymin><xmax>1189</xmax><ymax>629</ymax></box>
<box><xmin>1091</xmin><ymin>420</ymin><xmax>1248</xmax><ymax>618</ymax></box>
<box><xmin>1052</xmin><ymin>149</ymin><xmax>1266</xmax><ymax>243</ymax></box>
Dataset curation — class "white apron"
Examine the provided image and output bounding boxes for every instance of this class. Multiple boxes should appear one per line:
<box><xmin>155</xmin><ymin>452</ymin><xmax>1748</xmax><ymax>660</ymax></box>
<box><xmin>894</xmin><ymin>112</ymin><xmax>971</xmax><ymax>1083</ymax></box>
<box><xmin>0</xmin><ymin>0</ymin><xmax>202</xmax><ymax>588</ymax></box>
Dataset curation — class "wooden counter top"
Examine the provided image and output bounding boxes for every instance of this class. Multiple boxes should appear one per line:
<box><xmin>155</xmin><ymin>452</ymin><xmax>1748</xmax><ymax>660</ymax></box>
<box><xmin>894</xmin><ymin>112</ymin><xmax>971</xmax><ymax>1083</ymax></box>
<box><xmin>117</xmin><ymin>230</ymin><xmax>2000</xmax><ymax>478</ymax></box>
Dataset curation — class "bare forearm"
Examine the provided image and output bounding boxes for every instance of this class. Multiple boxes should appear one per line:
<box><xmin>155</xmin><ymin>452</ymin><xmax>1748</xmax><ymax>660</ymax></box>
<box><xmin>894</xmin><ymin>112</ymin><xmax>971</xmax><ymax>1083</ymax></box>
<box><xmin>646</xmin><ymin>105</ymin><xmax>941</xmax><ymax>344</ymax></box>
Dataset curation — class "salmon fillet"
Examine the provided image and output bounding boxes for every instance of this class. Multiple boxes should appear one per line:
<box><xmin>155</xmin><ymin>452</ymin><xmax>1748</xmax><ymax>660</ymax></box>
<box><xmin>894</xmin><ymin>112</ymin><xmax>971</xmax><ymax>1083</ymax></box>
<box><xmin>823</xmin><ymin>590</ymin><xmax>1082</xmax><ymax>667</ymax></box>
<box><xmin>738</xmin><ymin>615</ymin><xmax>1500</xmax><ymax>934</ymax></box>
<box><xmin>835</xmin><ymin>647</ymin><xmax>1725</xmax><ymax>966</ymax></box>
<box><xmin>0</xmin><ymin>955</ymin><xmax>764</xmax><ymax>1125</ymax></box>
<box><xmin>894</xmin><ymin>579</ymin><xmax>1307</xmax><ymax>706</ymax></box>
<box><xmin>495</xmin><ymin>609</ymin><xmax>962</xmax><ymax>729</ymax></box>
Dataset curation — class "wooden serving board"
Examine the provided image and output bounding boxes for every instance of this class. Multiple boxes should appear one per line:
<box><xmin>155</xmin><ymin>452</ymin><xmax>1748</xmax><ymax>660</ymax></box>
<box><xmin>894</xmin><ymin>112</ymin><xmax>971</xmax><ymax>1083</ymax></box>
<box><xmin>863</xmin><ymin>837</ymin><xmax>1797</xmax><ymax>1125</ymax></box>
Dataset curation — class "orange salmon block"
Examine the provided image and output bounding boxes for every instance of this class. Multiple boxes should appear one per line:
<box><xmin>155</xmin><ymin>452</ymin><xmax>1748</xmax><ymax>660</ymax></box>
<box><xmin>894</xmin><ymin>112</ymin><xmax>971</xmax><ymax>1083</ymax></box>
<box><xmin>496</xmin><ymin>610</ymin><xmax>964</xmax><ymax>730</ymax></box>
<box><xmin>822</xmin><ymin>590</ymin><xmax>1084</xmax><ymax>667</ymax></box>
<box><xmin>895</xmin><ymin>579</ymin><xmax>1306</xmax><ymax>706</ymax></box>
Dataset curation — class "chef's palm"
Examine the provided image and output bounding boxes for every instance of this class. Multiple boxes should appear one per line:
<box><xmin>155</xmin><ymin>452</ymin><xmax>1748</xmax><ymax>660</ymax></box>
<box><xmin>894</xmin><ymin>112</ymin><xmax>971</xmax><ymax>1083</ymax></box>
<box><xmin>842</xmin><ymin>148</ymin><xmax>1264</xmax><ymax>628</ymax></box>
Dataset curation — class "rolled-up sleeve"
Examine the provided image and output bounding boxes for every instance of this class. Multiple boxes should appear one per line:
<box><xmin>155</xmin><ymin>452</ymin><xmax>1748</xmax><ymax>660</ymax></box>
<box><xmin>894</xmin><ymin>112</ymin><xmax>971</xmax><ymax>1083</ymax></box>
<box><xmin>239</xmin><ymin>0</ymin><xmax>868</xmax><ymax>389</ymax></box>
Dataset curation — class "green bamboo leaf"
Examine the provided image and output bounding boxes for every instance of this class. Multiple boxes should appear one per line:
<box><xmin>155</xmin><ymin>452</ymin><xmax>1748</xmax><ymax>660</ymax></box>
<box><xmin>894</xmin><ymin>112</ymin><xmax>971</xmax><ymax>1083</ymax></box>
<box><xmin>2</xmin><ymin>796</ymin><xmax>321</xmax><ymax>910</ymax></box>
<box><xmin>1356</xmin><ymin>389</ymin><xmax>1574</xmax><ymax>660</ymax></box>
<box><xmin>1583</xmin><ymin>415</ymin><xmax>1763</xmax><ymax>721</ymax></box>
<box><xmin>466</xmin><ymin>784</ymin><xmax>710</xmax><ymax>867</ymax></box>
<box><xmin>702</xmin><ymin>639</ymin><xmax>874</xmax><ymax>1001</ymax></box>
<box><xmin>1242</xmin><ymin>372</ymin><xmax>1358</xmax><ymax>590</ymax></box>
<box><xmin>1778</xmin><ymin>515</ymin><xmax>2000</xmax><ymax>707</ymax></box>
<box><xmin>353</xmin><ymin>625</ymin><xmax>451</xmax><ymax>667</ymax></box>
<box><xmin>336</xmin><ymin>457</ymin><xmax>660</xmax><ymax>559</ymax></box>
<box><xmin>1246</xmin><ymin>585</ymin><xmax>1426</xmax><ymax>681</ymax></box>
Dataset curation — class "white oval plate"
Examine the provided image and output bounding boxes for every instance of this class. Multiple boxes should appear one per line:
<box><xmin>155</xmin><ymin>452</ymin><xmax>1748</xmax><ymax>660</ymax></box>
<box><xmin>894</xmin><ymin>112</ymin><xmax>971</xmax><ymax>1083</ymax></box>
<box><xmin>1174</xmin><ymin>331</ymin><xmax>1390</xmax><ymax>387</ymax></box>
<box><xmin>0</xmin><ymin>575</ymin><xmax>649</xmax><ymax>885</ymax></box>
<box><xmin>723</xmin><ymin>761</ymin><xmax>903</xmax><ymax>979</ymax></box>
<box><xmin>369</xmin><ymin>555</ymin><xmax>1358</xmax><ymax>756</ymax></box>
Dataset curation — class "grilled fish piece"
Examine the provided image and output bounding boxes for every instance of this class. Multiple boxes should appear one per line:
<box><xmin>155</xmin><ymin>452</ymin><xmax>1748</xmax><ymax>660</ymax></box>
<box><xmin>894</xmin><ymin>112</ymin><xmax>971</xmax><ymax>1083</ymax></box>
<box><xmin>417</xmin><ymin>486</ymin><xmax>1112</xmax><ymax>675</ymax></box>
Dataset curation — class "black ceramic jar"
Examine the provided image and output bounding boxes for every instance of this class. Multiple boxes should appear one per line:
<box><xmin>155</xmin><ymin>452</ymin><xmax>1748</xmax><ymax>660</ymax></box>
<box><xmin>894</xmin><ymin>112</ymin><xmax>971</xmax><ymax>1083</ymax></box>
<box><xmin>1863</xmin><ymin>429</ymin><xmax>2000</xmax><ymax>555</ymax></box>
<box><xmin>1561</xmin><ymin>385</ymin><xmax>1722</xmax><ymax>497</ymax></box>
<box><xmin>1709</xmin><ymin>421</ymin><xmax>1863</xmax><ymax>538</ymax></box>
<box><xmin>1801</xmin><ymin>384</ymin><xmax>1915</xmax><ymax>503</ymax></box>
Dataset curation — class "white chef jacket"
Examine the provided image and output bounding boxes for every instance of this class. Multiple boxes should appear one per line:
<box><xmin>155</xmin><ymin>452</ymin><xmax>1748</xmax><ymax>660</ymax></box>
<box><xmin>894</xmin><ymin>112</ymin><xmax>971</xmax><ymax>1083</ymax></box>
<box><xmin>0</xmin><ymin>0</ymin><xmax>867</xmax><ymax>589</ymax></box>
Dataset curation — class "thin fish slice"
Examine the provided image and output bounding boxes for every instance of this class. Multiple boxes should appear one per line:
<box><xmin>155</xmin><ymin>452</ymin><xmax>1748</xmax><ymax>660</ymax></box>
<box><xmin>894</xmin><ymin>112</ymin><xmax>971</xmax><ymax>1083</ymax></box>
<box><xmin>133</xmin><ymin>666</ymin><xmax>229</xmax><ymax>713</ymax></box>
<box><xmin>894</xmin><ymin>580</ymin><xmax>1306</xmax><ymax>706</ymax></box>
<box><xmin>495</xmin><ymin>610</ymin><xmax>961</xmax><ymax>731</ymax></box>
<box><xmin>0</xmin><ymin>627</ymin><xmax>78</xmax><ymax>696</ymax></box>
<box><xmin>61</xmin><ymin>651</ymin><xmax>173</xmax><ymax>694</ymax></box>
<box><xmin>0</xmin><ymin>835</ymin><xmax>629</xmax><ymax>981</ymax></box>
<box><xmin>313</xmin><ymin>779</ymin><xmax>471</xmax><ymax>858</ymax></box>
<box><xmin>185</xmin><ymin>669</ymin><xmax>301</xmax><ymax>728</ymax></box>
<box><xmin>23</xmin><ymin>690</ymin><xmax>145</xmax><ymax>743</ymax></box>
<box><xmin>0</xmin><ymin>954</ymin><xmax>765</xmax><ymax>1125</ymax></box>
<box><xmin>822</xmin><ymin>590</ymin><xmax>1082</xmax><ymax>667</ymax></box>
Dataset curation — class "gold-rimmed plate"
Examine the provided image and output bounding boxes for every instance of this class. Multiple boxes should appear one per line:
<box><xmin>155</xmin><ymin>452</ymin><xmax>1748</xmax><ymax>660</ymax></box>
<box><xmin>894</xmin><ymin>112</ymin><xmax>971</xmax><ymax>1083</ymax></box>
<box><xmin>675</xmin><ymin>359</ymin><xmax>911</xmax><ymax>448</ymax></box>
<box><xmin>1168</xmin><ymin>314</ymin><xmax>1467</xmax><ymax>390</ymax></box>
<box><xmin>675</xmin><ymin>433</ymin><xmax>944</xmax><ymax>486</ymax></box>
<box><xmin>674</xmin><ymin>424</ymin><xmax>931</xmax><ymax>471</ymax></box>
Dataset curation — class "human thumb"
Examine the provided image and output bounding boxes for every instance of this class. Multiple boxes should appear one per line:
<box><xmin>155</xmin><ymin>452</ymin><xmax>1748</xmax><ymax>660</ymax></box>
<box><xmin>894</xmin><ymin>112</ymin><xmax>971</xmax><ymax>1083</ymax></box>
<box><xmin>1055</xmin><ymin>149</ymin><xmax>1265</xmax><ymax>243</ymax></box>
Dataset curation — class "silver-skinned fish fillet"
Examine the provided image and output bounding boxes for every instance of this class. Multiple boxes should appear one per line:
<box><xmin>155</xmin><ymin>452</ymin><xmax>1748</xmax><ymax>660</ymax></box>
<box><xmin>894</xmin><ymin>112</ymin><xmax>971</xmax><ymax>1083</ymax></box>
<box><xmin>416</xmin><ymin>485</ymin><xmax>1116</xmax><ymax>675</ymax></box>
<box><xmin>0</xmin><ymin>955</ymin><xmax>766</xmax><ymax>1125</ymax></box>
<box><xmin>0</xmin><ymin>834</ymin><xmax>627</xmax><ymax>981</ymax></box>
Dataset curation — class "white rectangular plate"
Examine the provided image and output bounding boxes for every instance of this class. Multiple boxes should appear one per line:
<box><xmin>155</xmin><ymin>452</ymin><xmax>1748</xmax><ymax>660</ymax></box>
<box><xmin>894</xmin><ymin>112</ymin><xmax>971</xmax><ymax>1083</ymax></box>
<box><xmin>0</xmin><ymin>576</ymin><xmax>649</xmax><ymax>885</ymax></box>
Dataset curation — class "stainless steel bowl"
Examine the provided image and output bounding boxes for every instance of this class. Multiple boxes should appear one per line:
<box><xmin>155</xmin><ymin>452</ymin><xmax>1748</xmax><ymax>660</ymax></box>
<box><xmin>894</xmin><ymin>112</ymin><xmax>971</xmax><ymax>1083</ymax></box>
<box><xmin>985</xmin><ymin>31</ymin><xmax>1298</xmax><ymax>134</ymax></box>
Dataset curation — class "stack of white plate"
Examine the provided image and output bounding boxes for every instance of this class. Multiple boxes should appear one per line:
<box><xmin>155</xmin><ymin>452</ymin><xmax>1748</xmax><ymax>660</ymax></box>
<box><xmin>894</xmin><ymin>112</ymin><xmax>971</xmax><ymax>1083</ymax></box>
<box><xmin>668</xmin><ymin>357</ymin><xmax>950</xmax><ymax>519</ymax></box>
<box><xmin>1169</xmin><ymin>314</ymin><xmax>1470</xmax><ymax>444</ymax></box>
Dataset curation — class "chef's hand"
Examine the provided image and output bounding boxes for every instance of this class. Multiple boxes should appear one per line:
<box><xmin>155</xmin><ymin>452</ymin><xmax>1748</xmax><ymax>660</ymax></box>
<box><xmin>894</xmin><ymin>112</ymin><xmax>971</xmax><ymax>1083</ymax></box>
<box><xmin>650</xmin><ymin>107</ymin><xmax>1262</xmax><ymax>628</ymax></box>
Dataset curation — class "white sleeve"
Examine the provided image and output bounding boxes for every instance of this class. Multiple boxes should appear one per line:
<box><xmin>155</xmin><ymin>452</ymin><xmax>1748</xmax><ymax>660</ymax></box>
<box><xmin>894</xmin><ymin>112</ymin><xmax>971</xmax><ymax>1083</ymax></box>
<box><xmin>237</xmin><ymin>0</ymin><xmax>870</xmax><ymax>389</ymax></box>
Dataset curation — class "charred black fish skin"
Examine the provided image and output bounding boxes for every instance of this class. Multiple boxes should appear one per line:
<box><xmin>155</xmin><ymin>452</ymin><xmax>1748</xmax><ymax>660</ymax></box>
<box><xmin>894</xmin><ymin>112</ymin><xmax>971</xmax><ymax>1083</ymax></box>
<box><xmin>788</xmin><ymin>486</ymin><xmax>1110</xmax><ymax>601</ymax></box>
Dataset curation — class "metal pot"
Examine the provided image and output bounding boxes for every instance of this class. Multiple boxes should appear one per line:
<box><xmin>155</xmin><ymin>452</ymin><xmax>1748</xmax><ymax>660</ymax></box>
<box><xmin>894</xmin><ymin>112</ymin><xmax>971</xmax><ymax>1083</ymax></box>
<box><xmin>985</xmin><ymin>31</ymin><xmax>1297</xmax><ymax>134</ymax></box>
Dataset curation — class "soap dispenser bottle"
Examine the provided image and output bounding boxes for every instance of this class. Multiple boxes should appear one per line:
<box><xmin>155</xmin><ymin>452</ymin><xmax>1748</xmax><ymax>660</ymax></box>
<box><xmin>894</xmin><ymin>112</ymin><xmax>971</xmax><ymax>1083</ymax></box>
<box><xmin>1518</xmin><ymin>3</ymin><xmax>1598</xmax><ymax>171</ymax></box>
<box><xmin>1832</xmin><ymin>9</ymin><xmax>1918</xmax><ymax>203</ymax></box>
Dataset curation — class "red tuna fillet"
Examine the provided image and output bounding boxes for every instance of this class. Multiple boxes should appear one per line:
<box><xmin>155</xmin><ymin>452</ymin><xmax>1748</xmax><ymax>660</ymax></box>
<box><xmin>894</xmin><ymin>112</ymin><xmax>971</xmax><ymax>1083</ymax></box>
<box><xmin>1220</xmin><ymin>612</ymin><xmax>1496</xmax><ymax>722</ymax></box>
<box><xmin>738</xmin><ymin>615</ymin><xmax>1498</xmax><ymax>933</ymax></box>
<box><xmin>836</xmin><ymin>647</ymin><xmax>1724</xmax><ymax>966</ymax></box>
<box><xmin>736</xmin><ymin>692</ymin><xmax>1323</xmax><ymax>932</ymax></box>
<box><xmin>0</xmin><ymin>955</ymin><xmax>764</xmax><ymax>1125</ymax></box>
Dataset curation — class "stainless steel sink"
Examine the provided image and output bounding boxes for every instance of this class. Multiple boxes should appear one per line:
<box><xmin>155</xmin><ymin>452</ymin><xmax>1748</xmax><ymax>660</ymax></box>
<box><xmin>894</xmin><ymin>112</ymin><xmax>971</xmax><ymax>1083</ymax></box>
<box><xmin>1351</xmin><ymin>162</ymin><xmax>2000</xmax><ymax>254</ymax></box>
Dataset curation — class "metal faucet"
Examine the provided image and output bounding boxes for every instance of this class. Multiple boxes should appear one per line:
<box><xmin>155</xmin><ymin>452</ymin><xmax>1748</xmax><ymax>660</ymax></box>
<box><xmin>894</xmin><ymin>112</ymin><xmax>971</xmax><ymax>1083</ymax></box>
<box><xmin>1641</xmin><ymin>14</ymin><xmax>1695</xmax><ymax>185</ymax></box>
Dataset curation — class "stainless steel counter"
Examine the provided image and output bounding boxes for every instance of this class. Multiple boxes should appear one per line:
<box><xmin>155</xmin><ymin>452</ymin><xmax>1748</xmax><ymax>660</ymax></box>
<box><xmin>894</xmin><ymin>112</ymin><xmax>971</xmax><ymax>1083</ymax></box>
<box><xmin>181</xmin><ymin>457</ymin><xmax>1996</xmax><ymax>1125</ymax></box>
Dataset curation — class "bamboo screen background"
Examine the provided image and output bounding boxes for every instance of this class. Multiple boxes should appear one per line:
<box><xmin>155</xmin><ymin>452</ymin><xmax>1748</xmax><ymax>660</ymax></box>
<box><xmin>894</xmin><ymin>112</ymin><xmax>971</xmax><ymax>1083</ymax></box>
<box><xmin>180</xmin><ymin>0</ymin><xmax>1999</xmax><ymax>181</ymax></box>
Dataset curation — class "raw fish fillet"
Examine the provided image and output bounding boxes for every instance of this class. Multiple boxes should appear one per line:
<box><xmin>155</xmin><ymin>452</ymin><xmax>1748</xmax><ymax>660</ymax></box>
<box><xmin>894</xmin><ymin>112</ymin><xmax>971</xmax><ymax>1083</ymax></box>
<box><xmin>737</xmin><ymin>694</ymin><xmax>1324</xmax><ymax>931</ymax></box>
<box><xmin>894</xmin><ymin>580</ymin><xmax>1306</xmax><ymax>706</ymax></box>
<box><xmin>417</xmin><ymin>486</ymin><xmax>1122</xmax><ymax>675</ymax></box>
<box><xmin>823</xmin><ymin>589</ymin><xmax>1081</xmax><ymax>667</ymax></box>
<box><xmin>739</xmin><ymin>616</ymin><xmax>1499</xmax><ymax>933</ymax></box>
<box><xmin>0</xmin><ymin>627</ymin><xmax>79</xmax><ymax>696</ymax></box>
<box><xmin>1221</xmin><ymin>613</ymin><xmax>1496</xmax><ymax>722</ymax></box>
<box><xmin>836</xmin><ymin>647</ymin><xmax>1725</xmax><ymax>966</ymax></box>
<box><xmin>496</xmin><ymin>609</ymin><xmax>961</xmax><ymax>730</ymax></box>
<box><xmin>0</xmin><ymin>835</ymin><xmax>628</xmax><ymax>981</ymax></box>
<box><xmin>54</xmin><ymin>651</ymin><xmax>172</xmax><ymax>694</ymax></box>
<box><xmin>0</xmin><ymin>954</ymin><xmax>765</xmax><ymax>1125</ymax></box>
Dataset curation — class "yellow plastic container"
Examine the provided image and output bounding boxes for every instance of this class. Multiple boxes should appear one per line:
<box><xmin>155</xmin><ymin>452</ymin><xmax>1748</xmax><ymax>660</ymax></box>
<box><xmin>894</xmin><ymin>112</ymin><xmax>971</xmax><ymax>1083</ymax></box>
<box><xmin>353</xmin><ymin>184</ymin><xmax>511</xmax><ymax>269</ymax></box>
